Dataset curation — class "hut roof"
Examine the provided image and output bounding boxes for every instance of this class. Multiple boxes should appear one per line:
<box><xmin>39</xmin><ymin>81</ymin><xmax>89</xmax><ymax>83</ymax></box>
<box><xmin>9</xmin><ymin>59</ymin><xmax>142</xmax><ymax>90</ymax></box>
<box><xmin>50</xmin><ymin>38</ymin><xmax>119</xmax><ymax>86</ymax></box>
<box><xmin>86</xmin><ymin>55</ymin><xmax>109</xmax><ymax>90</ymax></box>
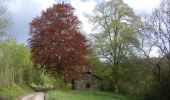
<box><xmin>83</xmin><ymin>71</ymin><xmax>103</xmax><ymax>80</ymax></box>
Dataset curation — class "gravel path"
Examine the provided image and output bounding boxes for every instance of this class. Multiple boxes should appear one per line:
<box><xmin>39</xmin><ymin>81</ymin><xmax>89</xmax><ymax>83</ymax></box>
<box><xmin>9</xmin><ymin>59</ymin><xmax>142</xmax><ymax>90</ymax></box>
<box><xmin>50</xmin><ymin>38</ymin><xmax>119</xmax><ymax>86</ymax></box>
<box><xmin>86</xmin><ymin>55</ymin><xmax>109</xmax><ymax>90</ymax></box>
<box><xmin>17</xmin><ymin>92</ymin><xmax>45</xmax><ymax>100</ymax></box>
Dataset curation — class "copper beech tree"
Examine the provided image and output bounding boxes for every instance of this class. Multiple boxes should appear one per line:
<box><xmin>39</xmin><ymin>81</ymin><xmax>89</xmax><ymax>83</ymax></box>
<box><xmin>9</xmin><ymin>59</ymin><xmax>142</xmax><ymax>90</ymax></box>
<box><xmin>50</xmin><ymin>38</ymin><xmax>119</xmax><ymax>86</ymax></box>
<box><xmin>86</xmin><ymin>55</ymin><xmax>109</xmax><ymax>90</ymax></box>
<box><xmin>28</xmin><ymin>2</ymin><xmax>89</xmax><ymax>81</ymax></box>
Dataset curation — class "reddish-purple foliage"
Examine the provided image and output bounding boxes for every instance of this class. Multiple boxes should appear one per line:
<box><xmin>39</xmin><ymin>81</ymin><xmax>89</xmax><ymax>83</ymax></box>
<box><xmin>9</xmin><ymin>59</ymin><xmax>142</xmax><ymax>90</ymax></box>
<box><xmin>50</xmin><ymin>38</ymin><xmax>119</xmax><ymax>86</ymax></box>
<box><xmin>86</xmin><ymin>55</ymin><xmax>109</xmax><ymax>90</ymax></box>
<box><xmin>28</xmin><ymin>2</ymin><xmax>89</xmax><ymax>80</ymax></box>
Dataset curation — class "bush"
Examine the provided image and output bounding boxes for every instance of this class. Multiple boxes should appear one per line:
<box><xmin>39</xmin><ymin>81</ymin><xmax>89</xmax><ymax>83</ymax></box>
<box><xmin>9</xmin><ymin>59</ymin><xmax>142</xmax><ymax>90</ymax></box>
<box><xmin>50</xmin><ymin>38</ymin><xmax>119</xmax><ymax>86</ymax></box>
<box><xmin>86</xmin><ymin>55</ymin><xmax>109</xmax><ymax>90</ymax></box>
<box><xmin>101</xmin><ymin>80</ymin><xmax>112</xmax><ymax>91</ymax></box>
<box><xmin>145</xmin><ymin>74</ymin><xmax>170</xmax><ymax>100</ymax></box>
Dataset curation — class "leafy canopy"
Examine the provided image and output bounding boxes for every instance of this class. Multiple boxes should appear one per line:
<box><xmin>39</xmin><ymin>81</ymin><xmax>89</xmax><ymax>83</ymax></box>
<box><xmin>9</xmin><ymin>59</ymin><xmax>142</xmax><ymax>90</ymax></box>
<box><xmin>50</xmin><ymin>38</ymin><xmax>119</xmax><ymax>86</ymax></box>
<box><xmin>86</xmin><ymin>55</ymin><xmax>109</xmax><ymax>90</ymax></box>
<box><xmin>28</xmin><ymin>2</ymin><xmax>89</xmax><ymax>80</ymax></box>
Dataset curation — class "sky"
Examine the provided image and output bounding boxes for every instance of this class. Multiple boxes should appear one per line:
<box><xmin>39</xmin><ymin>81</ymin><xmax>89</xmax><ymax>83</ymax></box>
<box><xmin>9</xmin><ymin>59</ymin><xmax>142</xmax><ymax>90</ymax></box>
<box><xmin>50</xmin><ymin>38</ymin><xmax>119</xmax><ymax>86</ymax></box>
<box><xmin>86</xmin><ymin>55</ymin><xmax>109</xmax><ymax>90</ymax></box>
<box><xmin>6</xmin><ymin>0</ymin><xmax>161</xmax><ymax>44</ymax></box>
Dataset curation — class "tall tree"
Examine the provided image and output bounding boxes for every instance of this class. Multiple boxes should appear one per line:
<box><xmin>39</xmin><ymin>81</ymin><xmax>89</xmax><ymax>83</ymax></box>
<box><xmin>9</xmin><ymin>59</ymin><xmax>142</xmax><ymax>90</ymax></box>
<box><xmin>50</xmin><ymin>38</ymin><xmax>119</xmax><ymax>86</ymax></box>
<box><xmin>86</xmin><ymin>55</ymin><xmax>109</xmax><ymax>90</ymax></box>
<box><xmin>147</xmin><ymin>0</ymin><xmax>170</xmax><ymax>61</ymax></box>
<box><xmin>140</xmin><ymin>0</ymin><xmax>170</xmax><ymax>99</ymax></box>
<box><xmin>88</xmin><ymin>0</ymin><xmax>141</xmax><ymax>92</ymax></box>
<box><xmin>28</xmin><ymin>2</ymin><xmax>89</xmax><ymax>82</ymax></box>
<box><xmin>0</xmin><ymin>0</ymin><xmax>10</xmax><ymax>39</ymax></box>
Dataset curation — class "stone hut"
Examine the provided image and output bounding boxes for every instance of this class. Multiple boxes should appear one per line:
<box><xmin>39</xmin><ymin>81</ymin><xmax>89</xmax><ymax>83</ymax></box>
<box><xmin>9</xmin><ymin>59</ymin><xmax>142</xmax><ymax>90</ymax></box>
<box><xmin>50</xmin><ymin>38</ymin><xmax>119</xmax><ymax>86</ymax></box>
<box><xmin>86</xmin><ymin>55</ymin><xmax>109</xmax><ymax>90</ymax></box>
<box><xmin>73</xmin><ymin>71</ymin><xmax>102</xmax><ymax>90</ymax></box>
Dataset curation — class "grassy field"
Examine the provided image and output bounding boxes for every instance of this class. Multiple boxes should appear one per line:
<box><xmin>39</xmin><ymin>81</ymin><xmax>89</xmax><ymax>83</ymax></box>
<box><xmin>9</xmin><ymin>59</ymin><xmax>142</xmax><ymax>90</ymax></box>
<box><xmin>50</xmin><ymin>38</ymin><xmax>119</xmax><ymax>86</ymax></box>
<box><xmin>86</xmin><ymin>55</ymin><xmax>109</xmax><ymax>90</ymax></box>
<box><xmin>0</xmin><ymin>87</ymin><xmax>32</xmax><ymax>100</ymax></box>
<box><xmin>46</xmin><ymin>90</ymin><xmax>134</xmax><ymax>100</ymax></box>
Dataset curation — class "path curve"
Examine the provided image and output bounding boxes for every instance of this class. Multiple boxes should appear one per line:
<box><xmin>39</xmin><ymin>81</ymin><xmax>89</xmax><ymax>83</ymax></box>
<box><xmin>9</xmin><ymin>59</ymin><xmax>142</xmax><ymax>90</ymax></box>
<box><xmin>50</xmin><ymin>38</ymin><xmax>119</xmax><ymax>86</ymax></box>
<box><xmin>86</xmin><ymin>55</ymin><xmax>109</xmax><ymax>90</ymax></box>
<box><xmin>17</xmin><ymin>92</ymin><xmax>45</xmax><ymax>100</ymax></box>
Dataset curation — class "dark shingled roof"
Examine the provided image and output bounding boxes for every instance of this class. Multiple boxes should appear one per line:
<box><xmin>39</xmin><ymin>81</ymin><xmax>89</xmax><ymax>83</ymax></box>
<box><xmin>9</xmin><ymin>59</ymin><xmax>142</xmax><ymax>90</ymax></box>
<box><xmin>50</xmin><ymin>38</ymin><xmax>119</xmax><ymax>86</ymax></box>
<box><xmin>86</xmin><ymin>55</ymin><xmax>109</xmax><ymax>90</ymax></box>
<box><xmin>83</xmin><ymin>71</ymin><xmax>103</xmax><ymax>80</ymax></box>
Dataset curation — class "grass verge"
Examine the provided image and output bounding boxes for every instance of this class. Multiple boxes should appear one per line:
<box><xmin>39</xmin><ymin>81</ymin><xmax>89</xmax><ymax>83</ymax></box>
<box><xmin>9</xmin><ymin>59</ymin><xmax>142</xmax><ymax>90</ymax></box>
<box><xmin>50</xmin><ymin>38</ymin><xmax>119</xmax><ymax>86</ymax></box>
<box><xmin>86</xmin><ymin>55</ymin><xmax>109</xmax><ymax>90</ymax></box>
<box><xmin>46</xmin><ymin>90</ymin><xmax>131</xmax><ymax>100</ymax></box>
<box><xmin>0</xmin><ymin>86</ymin><xmax>32</xmax><ymax>100</ymax></box>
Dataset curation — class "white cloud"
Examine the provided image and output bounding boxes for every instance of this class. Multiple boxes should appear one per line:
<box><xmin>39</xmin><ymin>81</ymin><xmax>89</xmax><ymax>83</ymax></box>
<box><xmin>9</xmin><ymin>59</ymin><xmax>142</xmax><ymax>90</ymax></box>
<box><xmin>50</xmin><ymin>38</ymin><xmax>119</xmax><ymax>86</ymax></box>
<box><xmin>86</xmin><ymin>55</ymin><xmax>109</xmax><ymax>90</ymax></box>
<box><xmin>70</xmin><ymin>0</ymin><xmax>96</xmax><ymax>15</ymax></box>
<box><xmin>35</xmin><ymin>0</ymin><xmax>55</xmax><ymax>9</ymax></box>
<box><xmin>70</xmin><ymin>0</ymin><xmax>97</xmax><ymax>34</ymax></box>
<box><xmin>123</xmin><ymin>0</ymin><xmax>160</xmax><ymax>13</ymax></box>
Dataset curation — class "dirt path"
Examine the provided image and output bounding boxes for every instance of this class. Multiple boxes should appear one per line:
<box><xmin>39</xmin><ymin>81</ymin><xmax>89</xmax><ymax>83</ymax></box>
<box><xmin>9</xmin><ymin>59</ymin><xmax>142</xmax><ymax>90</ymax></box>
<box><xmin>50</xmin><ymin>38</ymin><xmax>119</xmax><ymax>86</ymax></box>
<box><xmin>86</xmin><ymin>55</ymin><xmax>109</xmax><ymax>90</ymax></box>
<box><xmin>17</xmin><ymin>92</ymin><xmax>45</xmax><ymax>100</ymax></box>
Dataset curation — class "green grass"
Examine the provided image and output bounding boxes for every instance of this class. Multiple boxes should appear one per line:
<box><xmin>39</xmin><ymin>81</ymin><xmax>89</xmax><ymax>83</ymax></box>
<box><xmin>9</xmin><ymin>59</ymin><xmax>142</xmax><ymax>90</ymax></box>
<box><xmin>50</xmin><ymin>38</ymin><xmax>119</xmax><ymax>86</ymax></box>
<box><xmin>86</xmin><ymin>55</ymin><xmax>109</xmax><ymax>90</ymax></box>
<box><xmin>46</xmin><ymin>90</ymin><xmax>131</xmax><ymax>100</ymax></box>
<box><xmin>0</xmin><ymin>86</ymin><xmax>32</xmax><ymax>100</ymax></box>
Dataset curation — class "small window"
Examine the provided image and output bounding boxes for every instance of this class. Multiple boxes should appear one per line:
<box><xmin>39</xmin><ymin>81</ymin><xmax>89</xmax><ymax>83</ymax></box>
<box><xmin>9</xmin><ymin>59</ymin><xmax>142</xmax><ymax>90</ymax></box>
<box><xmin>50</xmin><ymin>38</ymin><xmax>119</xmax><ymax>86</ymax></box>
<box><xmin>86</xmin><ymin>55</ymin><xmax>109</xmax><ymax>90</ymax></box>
<box><xmin>86</xmin><ymin>83</ymin><xmax>90</xmax><ymax>88</ymax></box>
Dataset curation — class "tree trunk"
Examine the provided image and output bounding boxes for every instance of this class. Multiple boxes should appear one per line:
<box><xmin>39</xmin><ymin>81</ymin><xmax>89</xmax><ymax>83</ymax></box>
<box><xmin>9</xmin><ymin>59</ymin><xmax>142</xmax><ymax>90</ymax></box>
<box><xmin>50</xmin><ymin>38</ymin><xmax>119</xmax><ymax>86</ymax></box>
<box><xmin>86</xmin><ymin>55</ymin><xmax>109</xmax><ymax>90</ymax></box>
<box><xmin>114</xmin><ymin>85</ymin><xmax>119</xmax><ymax>93</ymax></box>
<box><xmin>113</xmin><ymin>64</ymin><xmax>119</xmax><ymax>93</ymax></box>
<box><xmin>71</xmin><ymin>80</ymin><xmax>76</xmax><ymax>90</ymax></box>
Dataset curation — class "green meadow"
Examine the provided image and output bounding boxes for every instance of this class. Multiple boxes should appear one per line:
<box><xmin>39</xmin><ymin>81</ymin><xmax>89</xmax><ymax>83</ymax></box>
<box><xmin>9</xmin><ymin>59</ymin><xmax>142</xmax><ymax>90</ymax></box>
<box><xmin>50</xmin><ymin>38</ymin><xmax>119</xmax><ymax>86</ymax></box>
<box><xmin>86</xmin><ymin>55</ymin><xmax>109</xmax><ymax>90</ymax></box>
<box><xmin>46</xmin><ymin>90</ymin><xmax>138</xmax><ymax>100</ymax></box>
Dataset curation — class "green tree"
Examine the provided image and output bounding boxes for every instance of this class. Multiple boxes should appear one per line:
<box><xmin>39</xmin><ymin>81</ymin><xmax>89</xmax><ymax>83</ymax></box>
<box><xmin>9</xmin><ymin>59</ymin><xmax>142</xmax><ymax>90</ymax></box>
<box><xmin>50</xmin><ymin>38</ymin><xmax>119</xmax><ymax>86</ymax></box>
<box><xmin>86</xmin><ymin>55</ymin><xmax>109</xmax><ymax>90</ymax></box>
<box><xmin>0</xmin><ymin>38</ymin><xmax>32</xmax><ymax>87</ymax></box>
<box><xmin>88</xmin><ymin>0</ymin><xmax>141</xmax><ymax>92</ymax></box>
<box><xmin>139</xmin><ymin>0</ymin><xmax>170</xmax><ymax>99</ymax></box>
